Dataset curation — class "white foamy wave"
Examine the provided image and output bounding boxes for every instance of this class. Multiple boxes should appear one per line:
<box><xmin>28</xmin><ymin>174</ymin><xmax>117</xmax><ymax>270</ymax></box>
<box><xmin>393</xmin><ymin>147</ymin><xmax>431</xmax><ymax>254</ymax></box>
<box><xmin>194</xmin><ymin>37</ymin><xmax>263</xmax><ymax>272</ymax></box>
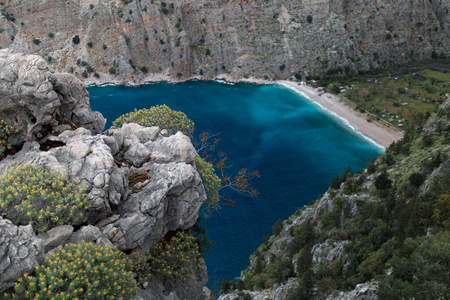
<box><xmin>278</xmin><ymin>82</ymin><xmax>385</xmax><ymax>151</ymax></box>
<box><xmin>215</xmin><ymin>80</ymin><xmax>235</xmax><ymax>85</ymax></box>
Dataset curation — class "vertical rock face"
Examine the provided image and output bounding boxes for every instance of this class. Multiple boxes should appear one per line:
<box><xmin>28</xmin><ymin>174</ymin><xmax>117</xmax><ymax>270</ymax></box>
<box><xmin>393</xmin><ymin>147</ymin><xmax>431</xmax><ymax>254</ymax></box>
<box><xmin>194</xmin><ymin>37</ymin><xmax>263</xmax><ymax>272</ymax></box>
<box><xmin>0</xmin><ymin>0</ymin><xmax>448</xmax><ymax>83</ymax></box>
<box><xmin>0</xmin><ymin>49</ymin><xmax>105</xmax><ymax>142</ymax></box>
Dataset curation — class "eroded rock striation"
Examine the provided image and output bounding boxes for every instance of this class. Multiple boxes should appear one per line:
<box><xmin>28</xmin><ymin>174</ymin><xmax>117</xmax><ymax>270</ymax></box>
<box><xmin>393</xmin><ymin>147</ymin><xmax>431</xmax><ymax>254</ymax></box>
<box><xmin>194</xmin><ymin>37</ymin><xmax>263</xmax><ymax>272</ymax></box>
<box><xmin>0</xmin><ymin>0</ymin><xmax>448</xmax><ymax>83</ymax></box>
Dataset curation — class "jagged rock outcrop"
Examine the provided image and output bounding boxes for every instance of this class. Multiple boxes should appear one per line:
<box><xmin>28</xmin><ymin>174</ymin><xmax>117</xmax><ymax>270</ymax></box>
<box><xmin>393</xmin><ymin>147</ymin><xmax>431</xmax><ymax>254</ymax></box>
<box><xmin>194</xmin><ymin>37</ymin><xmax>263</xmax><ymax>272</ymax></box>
<box><xmin>0</xmin><ymin>49</ymin><xmax>105</xmax><ymax>142</ymax></box>
<box><xmin>324</xmin><ymin>282</ymin><xmax>379</xmax><ymax>300</ymax></box>
<box><xmin>0</xmin><ymin>52</ymin><xmax>207</xmax><ymax>297</ymax></box>
<box><xmin>312</xmin><ymin>239</ymin><xmax>348</xmax><ymax>272</ymax></box>
<box><xmin>0</xmin><ymin>123</ymin><xmax>206</xmax><ymax>250</ymax></box>
<box><xmin>219</xmin><ymin>278</ymin><xmax>297</xmax><ymax>300</ymax></box>
<box><xmin>0</xmin><ymin>0</ymin><xmax>448</xmax><ymax>83</ymax></box>
<box><xmin>0</xmin><ymin>124</ymin><xmax>207</xmax><ymax>293</ymax></box>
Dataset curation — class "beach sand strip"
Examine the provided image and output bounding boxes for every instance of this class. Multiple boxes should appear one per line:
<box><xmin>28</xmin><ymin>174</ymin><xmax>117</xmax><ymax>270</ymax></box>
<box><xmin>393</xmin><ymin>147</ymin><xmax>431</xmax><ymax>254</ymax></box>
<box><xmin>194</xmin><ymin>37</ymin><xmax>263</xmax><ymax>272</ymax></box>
<box><xmin>278</xmin><ymin>80</ymin><xmax>404</xmax><ymax>149</ymax></box>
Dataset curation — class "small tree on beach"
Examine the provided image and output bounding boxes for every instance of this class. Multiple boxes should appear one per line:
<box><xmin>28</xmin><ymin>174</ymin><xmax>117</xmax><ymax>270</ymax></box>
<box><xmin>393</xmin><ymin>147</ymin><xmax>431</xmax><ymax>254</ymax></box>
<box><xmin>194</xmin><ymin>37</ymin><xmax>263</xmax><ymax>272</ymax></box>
<box><xmin>328</xmin><ymin>84</ymin><xmax>340</xmax><ymax>95</ymax></box>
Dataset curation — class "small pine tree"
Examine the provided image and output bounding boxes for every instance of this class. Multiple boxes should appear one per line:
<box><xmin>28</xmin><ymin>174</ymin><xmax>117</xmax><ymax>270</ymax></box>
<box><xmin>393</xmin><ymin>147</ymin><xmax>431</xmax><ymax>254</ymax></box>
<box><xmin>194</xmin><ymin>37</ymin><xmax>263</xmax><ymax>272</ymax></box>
<box><xmin>273</xmin><ymin>218</ymin><xmax>283</xmax><ymax>235</ymax></box>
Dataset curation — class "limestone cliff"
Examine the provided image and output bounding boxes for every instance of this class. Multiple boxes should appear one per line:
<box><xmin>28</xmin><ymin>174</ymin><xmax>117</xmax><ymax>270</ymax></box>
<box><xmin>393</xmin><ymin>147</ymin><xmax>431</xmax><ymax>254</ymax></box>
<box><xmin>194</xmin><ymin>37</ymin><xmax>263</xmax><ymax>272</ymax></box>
<box><xmin>0</xmin><ymin>0</ymin><xmax>448</xmax><ymax>84</ymax></box>
<box><xmin>0</xmin><ymin>51</ymin><xmax>208</xmax><ymax>300</ymax></box>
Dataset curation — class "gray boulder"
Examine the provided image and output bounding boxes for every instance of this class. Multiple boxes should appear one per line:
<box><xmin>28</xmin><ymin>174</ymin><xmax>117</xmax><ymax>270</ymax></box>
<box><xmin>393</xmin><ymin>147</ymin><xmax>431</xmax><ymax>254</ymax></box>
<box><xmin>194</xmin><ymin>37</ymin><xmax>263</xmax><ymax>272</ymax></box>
<box><xmin>66</xmin><ymin>225</ymin><xmax>102</xmax><ymax>244</ymax></box>
<box><xmin>0</xmin><ymin>50</ymin><xmax>105</xmax><ymax>144</ymax></box>
<box><xmin>38</xmin><ymin>225</ymin><xmax>73</xmax><ymax>253</ymax></box>
<box><xmin>150</xmin><ymin>132</ymin><xmax>197</xmax><ymax>164</ymax></box>
<box><xmin>0</xmin><ymin>217</ymin><xmax>44</xmax><ymax>292</ymax></box>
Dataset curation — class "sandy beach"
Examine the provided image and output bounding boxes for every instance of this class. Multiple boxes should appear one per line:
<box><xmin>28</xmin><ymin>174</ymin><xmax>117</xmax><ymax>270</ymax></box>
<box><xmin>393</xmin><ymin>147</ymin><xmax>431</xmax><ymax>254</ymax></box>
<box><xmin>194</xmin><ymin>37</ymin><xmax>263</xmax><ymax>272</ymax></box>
<box><xmin>278</xmin><ymin>80</ymin><xmax>404</xmax><ymax>149</ymax></box>
<box><xmin>85</xmin><ymin>73</ymin><xmax>403</xmax><ymax>149</ymax></box>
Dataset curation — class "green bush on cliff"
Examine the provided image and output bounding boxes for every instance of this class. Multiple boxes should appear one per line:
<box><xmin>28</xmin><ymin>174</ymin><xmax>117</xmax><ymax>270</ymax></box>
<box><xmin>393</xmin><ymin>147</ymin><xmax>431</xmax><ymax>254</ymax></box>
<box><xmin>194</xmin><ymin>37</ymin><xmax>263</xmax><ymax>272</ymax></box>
<box><xmin>0</xmin><ymin>164</ymin><xmax>89</xmax><ymax>233</ymax></box>
<box><xmin>112</xmin><ymin>105</ymin><xmax>195</xmax><ymax>134</ymax></box>
<box><xmin>5</xmin><ymin>242</ymin><xmax>137</xmax><ymax>299</ymax></box>
<box><xmin>376</xmin><ymin>232</ymin><xmax>450</xmax><ymax>299</ymax></box>
<box><xmin>0</xmin><ymin>119</ymin><xmax>17</xmax><ymax>159</ymax></box>
<box><xmin>195</xmin><ymin>155</ymin><xmax>221</xmax><ymax>214</ymax></box>
<box><xmin>72</xmin><ymin>35</ymin><xmax>80</xmax><ymax>44</ymax></box>
<box><xmin>130</xmin><ymin>231</ymin><xmax>202</xmax><ymax>284</ymax></box>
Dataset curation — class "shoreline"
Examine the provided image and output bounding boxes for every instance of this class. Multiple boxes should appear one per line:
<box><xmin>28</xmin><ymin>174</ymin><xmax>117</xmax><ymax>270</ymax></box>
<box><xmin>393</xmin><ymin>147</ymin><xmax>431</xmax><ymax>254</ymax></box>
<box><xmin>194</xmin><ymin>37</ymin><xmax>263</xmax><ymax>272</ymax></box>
<box><xmin>278</xmin><ymin>81</ymin><xmax>403</xmax><ymax>149</ymax></box>
<box><xmin>84</xmin><ymin>75</ymin><xmax>402</xmax><ymax>149</ymax></box>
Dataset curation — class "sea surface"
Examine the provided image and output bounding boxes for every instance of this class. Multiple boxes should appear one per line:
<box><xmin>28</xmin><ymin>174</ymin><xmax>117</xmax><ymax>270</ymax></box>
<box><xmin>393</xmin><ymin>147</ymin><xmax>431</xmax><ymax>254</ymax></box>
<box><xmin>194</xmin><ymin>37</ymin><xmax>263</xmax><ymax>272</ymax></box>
<box><xmin>88</xmin><ymin>81</ymin><xmax>382</xmax><ymax>291</ymax></box>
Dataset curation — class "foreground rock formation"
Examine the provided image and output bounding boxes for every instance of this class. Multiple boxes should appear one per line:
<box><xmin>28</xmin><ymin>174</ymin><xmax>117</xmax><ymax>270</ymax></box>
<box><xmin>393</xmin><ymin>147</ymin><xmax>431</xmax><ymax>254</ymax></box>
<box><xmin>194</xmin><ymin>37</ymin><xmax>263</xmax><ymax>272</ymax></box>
<box><xmin>0</xmin><ymin>49</ymin><xmax>105</xmax><ymax>141</ymax></box>
<box><xmin>0</xmin><ymin>52</ymin><xmax>208</xmax><ymax>299</ymax></box>
<box><xmin>0</xmin><ymin>0</ymin><xmax>448</xmax><ymax>84</ymax></box>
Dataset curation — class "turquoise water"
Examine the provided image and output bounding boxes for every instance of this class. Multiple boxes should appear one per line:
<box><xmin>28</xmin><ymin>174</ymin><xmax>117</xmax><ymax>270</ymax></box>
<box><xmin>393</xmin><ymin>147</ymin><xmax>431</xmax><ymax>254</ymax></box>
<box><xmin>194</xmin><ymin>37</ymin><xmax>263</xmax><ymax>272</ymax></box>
<box><xmin>88</xmin><ymin>81</ymin><xmax>382</xmax><ymax>291</ymax></box>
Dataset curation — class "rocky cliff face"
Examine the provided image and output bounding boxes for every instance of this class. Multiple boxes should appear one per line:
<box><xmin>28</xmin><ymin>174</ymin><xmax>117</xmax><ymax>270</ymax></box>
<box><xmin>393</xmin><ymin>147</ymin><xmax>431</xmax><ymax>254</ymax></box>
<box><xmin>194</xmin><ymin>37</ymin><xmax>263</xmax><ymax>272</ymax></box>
<box><xmin>0</xmin><ymin>49</ymin><xmax>105</xmax><ymax>142</ymax></box>
<box><xmin>0</xmin><ymin>51</ymin><xmax>208</xmax><ymax>299</ymax></box>
<box><xmin>0</xmin><ymin>0</ymin><xmax>448</xmax><ymax>84</ymax></box>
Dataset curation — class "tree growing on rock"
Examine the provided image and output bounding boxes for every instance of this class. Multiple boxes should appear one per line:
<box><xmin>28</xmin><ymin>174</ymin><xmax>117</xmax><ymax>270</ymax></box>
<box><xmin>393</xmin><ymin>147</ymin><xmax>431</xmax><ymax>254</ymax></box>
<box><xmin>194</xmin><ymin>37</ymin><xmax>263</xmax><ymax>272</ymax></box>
<box><xmin>113</xmin><ymin>105</ymin><xmax>259</xmax><ymax>215</ymax></box>
<box><xmin>113</xmin><ymin>104</ymin><xmax>194</xmax><ymax>134</ymax></box>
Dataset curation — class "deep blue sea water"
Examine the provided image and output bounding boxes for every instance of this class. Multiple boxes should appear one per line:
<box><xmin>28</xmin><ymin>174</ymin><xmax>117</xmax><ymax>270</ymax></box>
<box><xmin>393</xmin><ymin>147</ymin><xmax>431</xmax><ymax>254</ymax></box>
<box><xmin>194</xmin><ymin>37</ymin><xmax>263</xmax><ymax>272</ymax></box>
<box><xmin>88</xmin><ymin>81</ymin><xmax>382</xmax><ymax>291</ymax></box>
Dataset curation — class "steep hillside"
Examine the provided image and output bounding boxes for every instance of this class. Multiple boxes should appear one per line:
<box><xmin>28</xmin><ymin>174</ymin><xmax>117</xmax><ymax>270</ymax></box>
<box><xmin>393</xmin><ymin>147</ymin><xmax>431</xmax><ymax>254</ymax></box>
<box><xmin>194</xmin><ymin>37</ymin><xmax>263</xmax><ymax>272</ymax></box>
<box><xmin>219</xmin><ymin>93</ymin><xmax>450</xmax><ymax>299</ymax></box>
<box><xmin>0</xmin><ymin>0</ymin><xmax>448</xmax><ymax>84</ymax></box>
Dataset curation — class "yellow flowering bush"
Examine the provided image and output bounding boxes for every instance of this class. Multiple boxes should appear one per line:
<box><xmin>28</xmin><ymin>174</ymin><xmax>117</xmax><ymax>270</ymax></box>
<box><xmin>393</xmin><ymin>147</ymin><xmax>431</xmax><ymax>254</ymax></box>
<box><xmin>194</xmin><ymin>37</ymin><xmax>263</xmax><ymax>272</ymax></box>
<box><xmin>0</xmin><ymin>164</ymin><xmax>88</xmax><ymax>233</ymax></box>
<box><xmin>194</xmin><ymin>155</ymin><xmax>221</xmax><ymax>214</ymax></box>
<box><xmin>112</xmin><ymin>104</ymin><xmax>195</xmax><ymax>134</ymax></box>
<box><xmin>4</xmin><ymin>242</ymin><xmax>137</xmax><ymax>300</ymax></box>
<box><xmin>131</xmin><ymin>231</ymin><xmax>202</xmax><ymax>284</ymax></box>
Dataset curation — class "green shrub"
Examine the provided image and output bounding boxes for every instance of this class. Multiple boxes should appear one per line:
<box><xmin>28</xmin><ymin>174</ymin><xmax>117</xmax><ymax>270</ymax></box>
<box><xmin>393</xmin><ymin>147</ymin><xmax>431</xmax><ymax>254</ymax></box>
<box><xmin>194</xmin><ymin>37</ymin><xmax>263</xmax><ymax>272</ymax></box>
<box><xmin>32</xmin><ymin>39</ymin><xmax>40</xmax><ymax>45</ymax></box>
<box><xmin>144</xmin><ymin>231</ymin><xmax>201</xmax><ymax>283</ymax></box>
<box><xmin>87</xmin><ymin>41</ymin><xmax>93</xmax><ymax>48</ymax></box>
<box><xmin>72</xmin><ymin>35</ymin><xmax>80</xmax><ymax>44</ymax></box>
<box><xmin>273</xmin><ymin>218</ymin><xmax>283</xmax><ymax>235</ymax></box>
<box><xmin>328</xmin><ymin>84</ymin><xmax>341</xmax><ymax>95</ymax></box>
<box><xmin>306</xmin><ymin>15</ymin><xmax>313</xmax><ymax>23</ymax></box>
<box><xmin>140</xmin><ymin>66</ymin><xmax>148</xmax><ymax>74</ymax></box>
<box><xmin>195</xmin><ymin>155</ymin><xmax>220</xmax><ymax>214</ymax></box>
<box><xmin>112</xmin><ymin>105</ymin><xmax>195</xmax><ymax>134</ymax></box>
<box><xmin>0</xmin><ymin>119</ymin><xmax>17</xmax><ymax>158</ymax></box>
<box><xmin>48</xmin><ymin>32</ymin><xmax>54</xmax><ymax>38</ymax></box>
<box><xmin>374</xmin><ymin>170</ymin><xmax>391</xmax><ymax>190</ymax></box>
<box><xmin>108</xmin><ymin>67</ymin><xmax>117</xmax><ymax>75</ymax></box>
<box><xmin>0</xmin><ymin>164</ymin><xmax>88</xmax><ymax>233</ymax></box>
<box><xmin>5</xmin><ymin>242</ymin><xmax>137</xmax><ymax>299</ymax></box>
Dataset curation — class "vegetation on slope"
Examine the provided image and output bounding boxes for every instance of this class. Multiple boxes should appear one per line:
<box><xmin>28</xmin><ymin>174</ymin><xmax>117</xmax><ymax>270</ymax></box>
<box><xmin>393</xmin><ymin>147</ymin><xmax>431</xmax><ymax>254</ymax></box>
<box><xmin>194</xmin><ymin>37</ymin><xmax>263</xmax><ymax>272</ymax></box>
<box><xmin>306</xmin><ymin>58</ymin><xmax>449</xmax><ymax>131</ymax></box>
<box><xmin>222</xmin><ymin>63</ymin><xmax>450</xmax><ymax>300</ymax></box>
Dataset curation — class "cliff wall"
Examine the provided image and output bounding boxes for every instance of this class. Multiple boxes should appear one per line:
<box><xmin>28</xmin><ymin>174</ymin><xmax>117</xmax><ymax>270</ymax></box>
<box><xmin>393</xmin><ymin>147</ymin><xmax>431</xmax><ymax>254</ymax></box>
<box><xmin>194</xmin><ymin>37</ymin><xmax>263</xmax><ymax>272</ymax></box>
<box><xmin>0</xmin><ymin>0</ymin><xmax>448</xmax><ymax>84</ymax></box>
